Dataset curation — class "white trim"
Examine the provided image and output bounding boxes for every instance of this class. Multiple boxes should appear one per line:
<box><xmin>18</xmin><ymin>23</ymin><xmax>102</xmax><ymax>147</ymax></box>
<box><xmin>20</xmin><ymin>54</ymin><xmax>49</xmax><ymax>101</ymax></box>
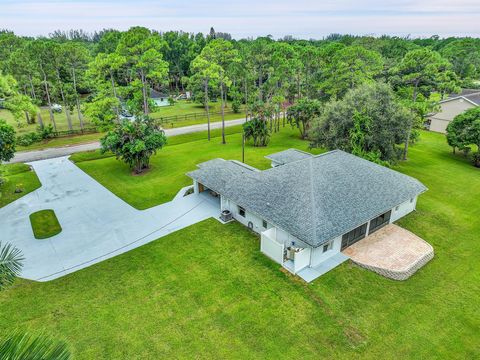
<box><xmin>439</xmin><ymin>95</ymin><xmax>479</xmax><ymax>107</ymax></box>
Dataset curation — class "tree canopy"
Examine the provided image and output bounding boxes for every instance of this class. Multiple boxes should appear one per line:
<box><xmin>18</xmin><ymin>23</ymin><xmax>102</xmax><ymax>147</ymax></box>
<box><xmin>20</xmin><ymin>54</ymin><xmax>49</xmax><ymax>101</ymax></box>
<box><xmin>310</xmin><ymin>82</ymin><xmax>413</xmax><ymax>165</ymax></box>
<box><xmin>100</xmin><ymin>117</ymin><xmax>167</xmax><ymax>174</ymax></box>
<box><xmin>446</xmin><ymin>107</ymin><xmax>480</xmax><ymax>167</ymax></box>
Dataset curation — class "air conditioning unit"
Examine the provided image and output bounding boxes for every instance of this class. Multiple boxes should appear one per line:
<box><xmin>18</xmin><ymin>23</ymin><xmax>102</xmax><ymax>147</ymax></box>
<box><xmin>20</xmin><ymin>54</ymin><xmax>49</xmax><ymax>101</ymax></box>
<box><xmin>220</xmin><ymin>209</ymin><xmax>232</xmax><ymax>222</ymax></box>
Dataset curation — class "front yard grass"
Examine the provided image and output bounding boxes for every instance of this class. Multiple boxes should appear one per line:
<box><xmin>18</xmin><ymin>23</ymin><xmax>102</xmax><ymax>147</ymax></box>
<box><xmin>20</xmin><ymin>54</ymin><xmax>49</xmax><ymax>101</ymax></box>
<box><xmin>0</xmin><ymin>163</ymin><xmax>41</xmax><ymax>208</ymax></box>
<box><xmin>0</xmin><ymin>130</ymin><xmax>478</xmax><ymax>358</ymax></box>
<box><xmin>29</xmin><ymin>209</ymin><xmax>62</xmax><ymax>239</ymax></box>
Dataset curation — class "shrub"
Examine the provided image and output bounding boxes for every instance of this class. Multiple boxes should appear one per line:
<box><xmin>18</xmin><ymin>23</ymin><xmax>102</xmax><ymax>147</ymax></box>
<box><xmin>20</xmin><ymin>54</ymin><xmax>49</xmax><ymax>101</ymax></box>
<box><xmin>243</xmin><ymin>118</ymin><xmax>270</xmax><ymax>147</ymax></box>
<box><xmin>16</xmin><ymin>132</ymin><xmax>41</xmax><ymax>147</ymax></box>
<box><xmin>38</xmin><ymin>124</ymin><xmax>55</xmax><ymax>140</ymax></box>
<box><xmin>471</xmin><ymin>152</ymin><xmax>480</xmax><ymax>168</ymax></box>
<box><xmin>101</xmin><ymin>117</ymin><xmax>167</xmax><ymax>174</ymax></box>
<box><xmin>0</xmin><ymin>119</ymin><xmax>16</xmax><ymax>163</ymax></box>
<box><xmin>232</xmin><ymin>99</ymin><xmax>241</xmax><ymax>113</ymax></box>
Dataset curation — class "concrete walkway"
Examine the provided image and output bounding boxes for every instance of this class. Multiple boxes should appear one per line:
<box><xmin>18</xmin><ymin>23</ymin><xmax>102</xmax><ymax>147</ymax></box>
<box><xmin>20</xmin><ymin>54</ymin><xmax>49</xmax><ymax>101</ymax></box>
<box><xmin>10</xmin><ymin>118</ymin><xmax>245</xmax><ymax>163</ymax></box>
<box><xmin>0</xmin><ymin>157</ymin><xmax>220</xmax><ymax>281</ymax></box>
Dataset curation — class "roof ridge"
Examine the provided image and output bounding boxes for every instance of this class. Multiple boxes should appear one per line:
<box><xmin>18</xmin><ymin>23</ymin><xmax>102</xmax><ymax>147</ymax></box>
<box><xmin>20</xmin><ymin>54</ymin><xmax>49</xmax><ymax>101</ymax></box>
<box><xmin>308</xmin><ymin>157</ymin><xmax>318</xmax><ymax>244</ymax></box>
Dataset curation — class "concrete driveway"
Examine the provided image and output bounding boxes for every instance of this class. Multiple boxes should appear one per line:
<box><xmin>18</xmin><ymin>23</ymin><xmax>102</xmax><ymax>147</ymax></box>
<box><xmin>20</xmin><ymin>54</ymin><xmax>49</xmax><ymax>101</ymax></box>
<box><xmin>0</xmin><ymin>157</ymin><xmax>220</xmax><ymax>281</ymax></box>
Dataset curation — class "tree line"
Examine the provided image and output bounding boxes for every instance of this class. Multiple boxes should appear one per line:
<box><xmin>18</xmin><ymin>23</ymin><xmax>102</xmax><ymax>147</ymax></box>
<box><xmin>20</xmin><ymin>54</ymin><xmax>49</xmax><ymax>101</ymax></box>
<box><xmin>1</xmin><ymin>27</ymin><xmax>480</xmax><ymax>166</ymax></box>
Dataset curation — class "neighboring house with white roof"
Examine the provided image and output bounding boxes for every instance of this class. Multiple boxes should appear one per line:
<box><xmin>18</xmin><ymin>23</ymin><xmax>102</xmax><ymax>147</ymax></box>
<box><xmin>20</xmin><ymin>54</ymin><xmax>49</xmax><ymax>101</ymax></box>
<box><xmin>187</xmin><ymin>149</ymin><xmax>427</xmax><ymax>282</ymax></box>
<box><xmin>428</xmin><ymin>89</ymin><xmax>480</xmax><ymax>133</ymax></box>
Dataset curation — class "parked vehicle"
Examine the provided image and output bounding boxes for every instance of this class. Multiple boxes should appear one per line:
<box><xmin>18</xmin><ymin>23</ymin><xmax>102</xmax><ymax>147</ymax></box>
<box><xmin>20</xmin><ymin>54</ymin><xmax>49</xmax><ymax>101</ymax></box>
<box><xmin>51</xmin><ymin>104</ymin><xmax>62</xmax><ymax>113</ymax></box>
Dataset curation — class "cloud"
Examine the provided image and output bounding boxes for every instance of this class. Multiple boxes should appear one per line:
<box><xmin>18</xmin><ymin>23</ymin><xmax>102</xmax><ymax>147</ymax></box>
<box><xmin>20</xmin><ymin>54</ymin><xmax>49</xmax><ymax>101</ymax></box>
<box><xmin>1</xmin><ymin>0</ymin><xmax>479</xmax><ymax>38</ymax></box>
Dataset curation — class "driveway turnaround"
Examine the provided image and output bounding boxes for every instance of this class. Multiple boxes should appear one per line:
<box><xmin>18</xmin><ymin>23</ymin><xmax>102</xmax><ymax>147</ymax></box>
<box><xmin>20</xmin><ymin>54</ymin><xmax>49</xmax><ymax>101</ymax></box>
<box><xmin>0</xmin><ymin>157</ymin><xmax>220</xmax><ymax>281</ymax></box>
<box><xmin>10</xmin><ymin>118</ymin><xmax>246</xmax><ymax>163</ymax></box>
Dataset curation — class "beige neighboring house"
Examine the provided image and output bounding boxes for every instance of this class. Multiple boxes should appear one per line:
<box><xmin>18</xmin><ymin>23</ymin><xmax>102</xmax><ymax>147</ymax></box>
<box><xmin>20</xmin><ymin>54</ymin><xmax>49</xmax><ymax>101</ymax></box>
<box><xmin>428</xmin><ymin>89</ymin><xmax>480</xmax><ymax>133</ymax></box>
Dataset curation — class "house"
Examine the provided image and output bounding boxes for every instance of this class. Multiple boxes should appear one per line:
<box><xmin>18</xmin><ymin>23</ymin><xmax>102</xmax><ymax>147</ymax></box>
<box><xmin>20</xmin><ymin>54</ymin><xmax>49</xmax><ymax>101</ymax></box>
<box><xmin>150</xmin><ymin>89</ymin><xmax>170</xmax><ymax>107</ymax></box>
<box><xmin>187</xmin><ymin>149</ymin><xmax>427</xmax><ymax>282</ymax></box>
<box><xmin>428</xmin><ymin>89</ymin><xmax>480</xmax><ymax>133</ymax></box>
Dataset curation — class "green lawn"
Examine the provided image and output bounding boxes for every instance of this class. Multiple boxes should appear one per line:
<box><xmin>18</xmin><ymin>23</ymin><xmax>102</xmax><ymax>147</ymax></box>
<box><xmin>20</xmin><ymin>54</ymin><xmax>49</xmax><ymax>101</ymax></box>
<box><xmin>0</xmin><ymin>163</ymin><xmax>41</xmax><ymax>208</ymax></box>
<box><xmin>29</xmin><ymin>209</ymin><xmax>62</xmax><ymax>239</ymax></box>
<box><xmin>0</xmin><ymin>108</ymin><xmax>91</xmax><ymax>135</ymax></box>
<box><xmin>73</xmin><ymin>126</ymin><xmax>315</xmax><ymax>209</ymax></box>
<box><xmin>150</xmin><ymin>99</ymin><xmax>241</xmax><ymax>118</ymax></box>
<box><xmin>6</xmin><ymin>100</ymin><xmax>245</xmax><ymax>151</ymax></box>
<box><xmin>17</xmin><ymin>132</ymin><xmax>105</xmax><ymax>152</ymax></box>
<box><xmin>0</xmin><ymin>130</ymin><xmax>478</xmax><ymax>358</ymax></box>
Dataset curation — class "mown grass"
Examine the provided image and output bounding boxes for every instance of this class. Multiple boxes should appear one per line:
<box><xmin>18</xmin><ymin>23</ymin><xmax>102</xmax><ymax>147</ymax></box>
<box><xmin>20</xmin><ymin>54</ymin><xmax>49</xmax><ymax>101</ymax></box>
<box><xmin>0</xmin><ymin>108</ymin><xmax>91</xmax><ymax>135</ymax></box>
<box><xmin>0</xmin><ymin>130</ymin><xmax>478</xmax><ymax>359</ymax></box>
<box><xmin>29</xmin><ymin>209</ymin><xmax>62</xmax><ymax>239</ymax></box>
<box><xmin>16</xmin><ymin>132</ymin><xmax>105</xmax><ymax>152</ymax></box>
<box><xmin>73</xmin><ymin>125</ymin><xmax>314</xmax><ymax>209</ymax></box>
<box><xmin>4</xmin><ymin>100</ymin><xmax>244</xmax><ymax>151</ymax></box>
<box><xmin>0</xmin><ymin>163</ymin><xmax>41</xmax><ymax>208</ymax></box>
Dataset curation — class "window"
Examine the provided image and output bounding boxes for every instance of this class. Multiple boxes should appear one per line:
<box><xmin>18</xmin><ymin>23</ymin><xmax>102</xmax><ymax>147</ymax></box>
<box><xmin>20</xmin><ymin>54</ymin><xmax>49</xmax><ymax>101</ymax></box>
<box><xmin>262</xmin><ymin>220</ymin><xmax>267</xmax><ymax>228</ymax></box>
<box><xmin>238</xmin><ymin>206</ymin><xmax>246</xmax><ymax>217</ymax></box>
<box><xmin>410</xmin><ymin>198</ymin><xmax>414</xmax><ymax>203</ymax></box>
<box><xmin>368</xmin><ymin>210</ymin><xmax>392</xmax><ymax>235</ymax></box>
<box><xmin>341</xmin><ymin>223</ymin><xmax>367</xmax><ymax>250</ymax></box>
<box><xmin>323</xmin><ymin>242</ymin><xmax>331</xmax><ymax>253</ymax></box>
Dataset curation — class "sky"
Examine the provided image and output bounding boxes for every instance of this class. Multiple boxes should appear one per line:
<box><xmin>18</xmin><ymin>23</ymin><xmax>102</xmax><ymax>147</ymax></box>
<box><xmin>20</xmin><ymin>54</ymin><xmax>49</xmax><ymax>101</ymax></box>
<box><xmin>1</xmin><ymin>0</ymin><xmax>480</xmax><ymax>39</ymax></box>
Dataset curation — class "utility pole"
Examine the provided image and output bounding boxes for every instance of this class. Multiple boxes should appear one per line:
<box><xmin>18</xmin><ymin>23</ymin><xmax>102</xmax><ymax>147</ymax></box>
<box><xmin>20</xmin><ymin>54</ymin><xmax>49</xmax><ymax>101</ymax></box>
<box><xmin>242</xmin><ymin>103</ymin><xmax>248</xmax><ymax>163</ymax></box>
<box><xmin>242</xmin><ymin>131</ymin><xmax>245</xmax><ymax>163</ymax></box>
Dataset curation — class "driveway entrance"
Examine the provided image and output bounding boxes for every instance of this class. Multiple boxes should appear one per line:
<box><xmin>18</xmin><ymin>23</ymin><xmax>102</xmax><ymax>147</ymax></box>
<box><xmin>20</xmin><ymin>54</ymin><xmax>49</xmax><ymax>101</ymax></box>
<box><xmin>0</xmin><ymin>156</ymin><xmax>220</xmax><ymax>281</ymax></box>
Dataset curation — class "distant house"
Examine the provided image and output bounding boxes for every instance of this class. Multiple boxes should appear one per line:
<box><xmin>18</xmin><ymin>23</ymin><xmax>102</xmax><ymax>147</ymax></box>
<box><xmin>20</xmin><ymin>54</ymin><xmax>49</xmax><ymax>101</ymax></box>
<box><xmin>187</xmin><ymin>149</ymin><xmax>427</xmax><ymax>282</ymax></box>
<box><xmin>150</xmin><ymin>89</ymin><xmax>169</xmax><ymax>107</ymax></box>
<box><xmin>428</xmin><ymin>89</ymin><xmax>480</xmax><ymax>133</ymax></box>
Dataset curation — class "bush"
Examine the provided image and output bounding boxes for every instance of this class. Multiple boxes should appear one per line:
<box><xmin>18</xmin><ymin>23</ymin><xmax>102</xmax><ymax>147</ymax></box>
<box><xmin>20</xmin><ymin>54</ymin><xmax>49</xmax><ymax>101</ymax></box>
<box><xmin>101</xmin><ymin>117</ymin><xmax>167</xmax><ymax>174</ymax></box>
<box><xmin>16</xmin><ymin>132</ymin><xmax>41</xmax><ymax>147</ymax></box>
<box><xmin>232</xmin><ymin>99</ymin><xmax>241</xmax><ymax>113</ymax></box>
<box><xmin>38</xmin><ymin>124</ymin><xmax>55</xmax><ymax>140</ymax></box>
<box><xmin>471</xmin><ymin>152</ymin><xmax>480</xmax><ymax>168</ymax></box>
<box><xmin>0</xmin><ymin>119</ymin><xmax>16</xmax><ymax>163</ymax></box>
<box><xmin>243</xmin><ymin>118</ymin><xmax>270</xmax><ymax>147</ymax></box>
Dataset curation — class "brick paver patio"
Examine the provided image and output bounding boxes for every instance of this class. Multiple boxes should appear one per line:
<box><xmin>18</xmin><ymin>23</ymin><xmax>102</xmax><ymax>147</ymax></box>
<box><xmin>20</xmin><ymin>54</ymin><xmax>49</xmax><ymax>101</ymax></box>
<box><xmin>342</xmin><ymin>224</ymin><xmax>434</xmax><ymax>280</ymax></box>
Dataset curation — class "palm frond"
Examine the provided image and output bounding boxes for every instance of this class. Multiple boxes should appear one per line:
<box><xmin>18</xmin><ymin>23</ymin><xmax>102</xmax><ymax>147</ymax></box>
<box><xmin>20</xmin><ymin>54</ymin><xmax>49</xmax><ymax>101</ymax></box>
<box><xmin>0</xmin><ymin>332</ymin><xmax>71</xmax><ymax>360</ymax></box>
<box><xmin>0</xmin><ymin>242</ymin><xmax>24</xmax><ymax>290</ymax></box>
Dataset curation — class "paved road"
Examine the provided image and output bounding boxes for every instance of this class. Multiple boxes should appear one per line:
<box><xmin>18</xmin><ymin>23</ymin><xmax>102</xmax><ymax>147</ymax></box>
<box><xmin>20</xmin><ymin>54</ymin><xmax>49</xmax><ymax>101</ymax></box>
<box><xmin>10</xmin><ymin>118</ymin><xmax>245</xmax><ymax>163</ymax></box>
<box><xmin>0</xmin><ymin>156</ymin><xmax>220</xmax><ymax>281</ymax></box>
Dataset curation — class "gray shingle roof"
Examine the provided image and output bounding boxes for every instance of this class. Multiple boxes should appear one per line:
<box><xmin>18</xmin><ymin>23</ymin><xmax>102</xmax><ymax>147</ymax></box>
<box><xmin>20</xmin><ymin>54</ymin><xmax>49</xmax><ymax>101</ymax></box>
<box><xmin>264</xmin><ymin>148</ymin><xmax>313</xmax><ymax>165</ymax></box>
<box><xmin>445</xmin><ymin>89</ymin><xmax>480</xmax><ymax>106</ymax></box>
<box><xmin>187</xmin><ymin>150</ymin><xmax>427</xmax><ymax>247</ymax></box>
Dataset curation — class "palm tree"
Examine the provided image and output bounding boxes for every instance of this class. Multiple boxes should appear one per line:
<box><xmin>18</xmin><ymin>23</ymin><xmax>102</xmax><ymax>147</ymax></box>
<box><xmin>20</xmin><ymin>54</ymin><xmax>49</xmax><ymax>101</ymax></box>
<box><xmin>0</xmin><ymin>242</ymin><xmax>24</xmax><ymax>290</ymax></box>
<box><xmin>0</xmin><ymin>332</ymin><xmax>71</xmax><ymax>360</ymax></box>
<box><xmin>0</xmin><ymin>242</ymin><xmax>72</xmax><ymax>360</ymax></box>
<box><xmin>243</xmin><ymin>118</ymin><xmax>270</xmax><ymax>147</ymax></box>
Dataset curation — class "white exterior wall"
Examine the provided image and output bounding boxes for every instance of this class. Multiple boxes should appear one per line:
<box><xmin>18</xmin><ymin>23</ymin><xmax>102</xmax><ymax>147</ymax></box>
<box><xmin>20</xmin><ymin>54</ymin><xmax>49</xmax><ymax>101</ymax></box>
<box><xmin>221</xmin><ymin>197</ymin><xmax>270</xmax><ymax>234</ymax></box>
<box><xmin>390</xmin><ymin>196</ymin><xmax>417</xmax><ymax>223</ymax></box>
<box><xmin>310</xmin><ymin>236</ymin><xmax>342</xmax><ymax>267</ymax></box>
<box><xmin>260</xmin><ymin>228</ymin><xmax>284</xmax><ymax>265</ymax></box>
<box><xmin>294</xmin><ymin>248</ymin><xmax>311</xmax><ymax>272</ymax></box>
<box><xmin>220</xmin><ymin>193</ymin><xmax>420</xmax><ymax>269</ymax></box>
